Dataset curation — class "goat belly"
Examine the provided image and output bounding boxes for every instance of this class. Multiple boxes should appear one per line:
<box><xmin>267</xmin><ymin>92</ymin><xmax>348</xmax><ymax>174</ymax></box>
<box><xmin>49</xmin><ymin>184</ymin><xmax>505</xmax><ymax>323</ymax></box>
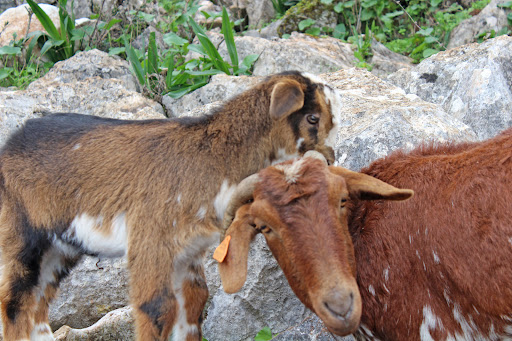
<box><xmin>58</xmin><ymin>212</ymin><xmax>128</xmax><ymax>258</ymax></box>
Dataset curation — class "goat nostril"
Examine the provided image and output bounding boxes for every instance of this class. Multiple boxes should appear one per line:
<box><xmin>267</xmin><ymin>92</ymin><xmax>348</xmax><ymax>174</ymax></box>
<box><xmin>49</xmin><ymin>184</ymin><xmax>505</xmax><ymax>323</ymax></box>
<box><xmin>323</xmin><ymin>292</ymin><xmax>354</xmax><ymax>319</ymax></box>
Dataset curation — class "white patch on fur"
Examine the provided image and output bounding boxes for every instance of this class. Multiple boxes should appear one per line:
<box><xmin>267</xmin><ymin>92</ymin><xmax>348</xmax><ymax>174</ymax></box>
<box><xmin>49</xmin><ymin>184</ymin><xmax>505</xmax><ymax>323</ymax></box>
<box><xmin>323</xmin><ymin>87</ymin><xmax>342</xmax><ymax>148</ymax></box>
<box><xmin>35</xmin><ymin>245</ymin><xmax>68</xmax><ymax>300</ymax></box>
<box><xmin>196</xmin><ymin>206</ymin><xmax>207</xmax><ymax>220</ymax></box>
<box><xmin>420</xmin><ymin>305</ymin><xmax>444</xmax><ymax>341</ymax></box>
<box><xmin>301</xmin><ymin>73</ymin><xmax>342</xmax><ymax>149</ymax></box>
<box><xmin>171</xmin><ymin>233</ymin><xmax>218</xmax><ymax>341</ymax></box>
<box><xmin>368</xmin><ymin>284</ymin><xmax>376</xmax><ymax>296</ymax></box>
<box><xmin>72</xmin><ymin>143</ymin><xmax>81</xmax><ymax>150</ymax></box>
<box><xmin>433</xmin><ymin>251</ymin><xmax>440</xmax><ymax>264</ymax></box>
<box><xmin>214</xmin><ymin>180</ymin><xmax>237</xmax><ymax>222</ymax></box>
<box><xmin>383</xmin><ymin>266</ymin><xmax>390</xmax><ymax>282</ymax></box>
<box><xmin>275</xmin><ymin>157</ymin><xmax>307</xmax><ymax>184</ymax></box>
<box><xmin>174</xmin><ymin>233</ymin><xmax>220</xmax><ymax>268</ymax></box>
<box><xmin>64</xmin><ymin>212</ymin><xmax>127</xmax><ymax>257</ymax></box>
<box><xmin>177</xmin><ymin>193</ymin><xmax>182</xmax><ymax>204</ymax></box>
<box><xmin>445</xmin><ymin>303</ymin><xmax>487</xmax><ymax>340</ymax></box>
<box><xmin>30</xmin><ymin>323</ymin><xmax>54</xmax><ymax>341</ymax></box>
<box><xmin>355</xmin><ymin>323</ymin><xmax>382</xmax><ymax>341</ymax></box>
<box><xmin>171</xmin><ymin>290</ymin><xmax>199</xmax><ymax>341</ymax></box>
<box><xmin>272</xmin><ymin>148</ymin><xmax>299</xmax><ymax>165</ymax></box>
<box><xmin>296</xmin><ymin>137</ymin><xmax>305</xmax><ymax>150</ymax></box>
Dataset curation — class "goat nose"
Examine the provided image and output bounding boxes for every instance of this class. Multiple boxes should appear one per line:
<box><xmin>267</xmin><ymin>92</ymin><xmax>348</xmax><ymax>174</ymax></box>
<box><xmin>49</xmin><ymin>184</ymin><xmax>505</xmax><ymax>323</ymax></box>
<box><xmin>323</xmin><ymin>290</ymin><xmax>354</xmax><ymax>319</ymax></box>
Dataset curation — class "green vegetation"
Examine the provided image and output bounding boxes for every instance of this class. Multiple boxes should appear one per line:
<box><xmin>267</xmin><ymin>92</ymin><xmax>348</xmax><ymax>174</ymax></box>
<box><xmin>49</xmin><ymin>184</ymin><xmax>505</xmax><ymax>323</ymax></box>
<box><xmin>0</xmin><ymin>0</ymin><xmax>510</xmax><ymax>93</ymax></box>
<box><xmin>203</xmin><ymin>326</ymin><xmax>274</xmax><ymax>341</ymax></box>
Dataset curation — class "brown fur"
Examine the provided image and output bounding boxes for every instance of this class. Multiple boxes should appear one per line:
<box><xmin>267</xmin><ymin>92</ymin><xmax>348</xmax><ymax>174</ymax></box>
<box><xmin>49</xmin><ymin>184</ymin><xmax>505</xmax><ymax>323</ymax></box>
<box><xmin>350</xmin><ymin>127</ymin><xmax>512</xmax><ymax>340</ymax></box>
<box><xmin>223</xmin><ymin>127</ymin><xmax>512</xmax><ymax>340</ymax></box>
<box><xmin>219</xmin><ymin>155</ymin><xmax>412</xmax><ymax>336</ymax></box>
<box><xmin>0</xmin><ymin>71</ymin><xmax>341</xmax><ymax>340</ymax></box>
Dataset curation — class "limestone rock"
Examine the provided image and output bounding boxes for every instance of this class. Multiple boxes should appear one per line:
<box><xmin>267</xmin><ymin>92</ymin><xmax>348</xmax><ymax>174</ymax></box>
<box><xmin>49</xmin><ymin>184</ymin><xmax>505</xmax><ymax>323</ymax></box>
<box><xmin>227</xmin><ymin>0</ymin><xmax>275</xmax><ymax>29</ymax></box>
<box><xmin>369</xmin><ymin>39</ymin><xmax>413</xmax><ymax>76</ymax></box>
<box><xmin>49</xmin><ymin>258</ymin><xmax>130</xmax><ymax>330</ymax></box>
<box><xmin>447</xmin><ymin>0</ymin><xmax>510</xmax><ymax>49</ymax></box>
<box><xmin>0</xmin><ymin>49</ymin><xmax>165</xmax><ymax>145</ymax></box>
<box><xmin>54</xmin><ymin>306</ymin><xmax>134</xmax><ymax>341</ymax></box>
<box><xmin>0</xmin><ymin>3</ymin><xmax>60</xmax><ymax>47</ymax></box>
<box><xmin>387</xmin><ymin>35</ymin><xmax>512</xmax><ymax>140</ymax></box>
<box><xmin>162</xmin><ymin>74</ymin><xmax>259</xmax><ymax>117</ymax></box>
<box><xmin>324</xmin><ymin>68</ymin><xmax>476</xmax><ymax>171</ymax></box>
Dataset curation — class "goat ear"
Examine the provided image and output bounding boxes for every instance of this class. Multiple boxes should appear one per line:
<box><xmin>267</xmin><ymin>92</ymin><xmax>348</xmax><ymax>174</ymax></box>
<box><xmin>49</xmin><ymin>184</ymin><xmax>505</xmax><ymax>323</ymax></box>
<box><xmin>329</xmin><ymin>166</ymin><xmax>414</xmax><ymax>201</ymax></box>
<box><xmin>269</xmin><ymin>80</ymin><xmax>305</xmax><ymax>119</ymax></box>
<box><xmin>218</xmin><ymin>204</ymin><xmax>258</xmax><ymax>294</ymax></box>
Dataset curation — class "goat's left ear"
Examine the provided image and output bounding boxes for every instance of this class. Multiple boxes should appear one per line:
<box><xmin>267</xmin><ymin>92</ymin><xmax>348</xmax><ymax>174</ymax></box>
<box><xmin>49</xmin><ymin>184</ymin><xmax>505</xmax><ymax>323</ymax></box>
<box><xmin>218</xmin><ymin>204</ymin><xmax>258</xmax><ymax>294</ymax></box>
<box><xmin>269</xmin><ymin>80</ymin><xmax>305</xmax><ymax>119</ymax></box>
<box><xmin>329</xmin><ymin>166</ymin><xmax>414</xmax><ymax>201</ymax></box>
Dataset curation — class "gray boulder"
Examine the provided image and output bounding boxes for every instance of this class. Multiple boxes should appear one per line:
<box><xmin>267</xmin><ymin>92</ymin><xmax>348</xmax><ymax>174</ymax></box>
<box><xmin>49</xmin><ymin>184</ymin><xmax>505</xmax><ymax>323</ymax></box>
<box><xmin>387</xmin><ymin>35</ymin><xmax>512</xmax><ymax>140</ymax></box>
<box><xmin>447</xmin><ymin>0</ymin><xmax>511</xmax><ymax>49</ymax></box>
<box><xmin>50</xmin><ymin>258</ymin><xmax>129</xmax><ymax>330</ymax></box>
<box><xmin>0</xmin><ymin>49</ymin><xmax>165</xmax><ymax>145</ymax></box>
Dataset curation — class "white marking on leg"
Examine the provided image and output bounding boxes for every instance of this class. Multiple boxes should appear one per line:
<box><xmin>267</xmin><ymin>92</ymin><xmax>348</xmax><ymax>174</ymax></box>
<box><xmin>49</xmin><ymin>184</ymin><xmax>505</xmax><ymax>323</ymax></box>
<box><xmin>63</xmin><ymin>212</ymin><xmax>127</xmax><ymax>257</ymax></box>
<box><xmin>36</xmin><ymin>246</ymin><xmax>66</xmax><ymax>300</ymax></box>
<box><xmin>30</xmin><ymin>323</ymin><xmax>54</xmax><ymax>341</ymax></box>
<box><xmin>171</xmin><ymin>234</ymin><xmax>216</xmax><ymax>341</ymax></box>
<box><xmin>214</xmin><ymin>180</ymin><xmax>237</xmax><ymax>222</ymax></box>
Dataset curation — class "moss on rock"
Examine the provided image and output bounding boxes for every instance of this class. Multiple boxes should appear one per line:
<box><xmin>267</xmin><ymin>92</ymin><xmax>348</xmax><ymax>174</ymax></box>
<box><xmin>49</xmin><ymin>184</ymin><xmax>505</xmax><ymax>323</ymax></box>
<box><xmin>277</xmin><ymin>0</ymin><xmax>338</xmax><ymax>36</ymax></box>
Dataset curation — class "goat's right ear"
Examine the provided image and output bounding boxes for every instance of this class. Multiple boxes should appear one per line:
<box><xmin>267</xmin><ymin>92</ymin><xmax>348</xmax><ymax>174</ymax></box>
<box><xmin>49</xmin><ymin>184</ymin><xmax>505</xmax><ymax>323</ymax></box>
<box><xmin>329</xmin><ymin>166</ymin><xmax>414</xmax><ymax>201</ymax></box>
<box><xmin>269</xmin><ymin>80</ymin><xmax>305</xmax><ymax>119</ymax></box>
<box><xmin>218</xmin><ymin>204</ymin><xmax>258</xmax><ymax>294</ymax></box>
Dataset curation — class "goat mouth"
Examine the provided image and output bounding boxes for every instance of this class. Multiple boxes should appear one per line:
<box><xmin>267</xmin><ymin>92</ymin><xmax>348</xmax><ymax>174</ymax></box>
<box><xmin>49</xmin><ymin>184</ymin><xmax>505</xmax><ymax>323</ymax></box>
<box><xmin>314</xmin><ymin>290</ymin><xmax>362</xmax><ymax>336</ymax></box>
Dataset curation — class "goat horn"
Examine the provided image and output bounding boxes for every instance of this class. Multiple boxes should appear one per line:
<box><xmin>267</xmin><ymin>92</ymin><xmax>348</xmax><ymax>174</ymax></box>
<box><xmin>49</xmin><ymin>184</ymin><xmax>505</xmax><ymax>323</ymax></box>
<box><xmin>303</xmin><ymin>150</ymin><xmax>328</xmax><ymax>164</ymax></box>
<box><xmin>222</xmin><ymin>173</ymin><xmax>261</xmax><ymax>231</ymax></box>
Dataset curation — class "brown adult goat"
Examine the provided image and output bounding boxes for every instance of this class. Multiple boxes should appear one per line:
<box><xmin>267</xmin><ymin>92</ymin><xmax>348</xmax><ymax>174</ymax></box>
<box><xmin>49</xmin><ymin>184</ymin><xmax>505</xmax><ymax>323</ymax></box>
<box><xmin>0</xmin><ymin>71</ymin><xmax>342</xmax><ymax>341</ymax></box>
<box><xmin>221</xmin><ymin>127</ymin><xmax>512</xmax><ymax>340</ymax></box>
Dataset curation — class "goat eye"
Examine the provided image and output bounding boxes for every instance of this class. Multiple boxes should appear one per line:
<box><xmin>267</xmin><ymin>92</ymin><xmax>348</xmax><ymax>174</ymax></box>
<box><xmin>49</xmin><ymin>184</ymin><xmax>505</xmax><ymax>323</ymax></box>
<box><xmin>259</xmin><ymin>225</ymin><xmax>272</xmax><ymax>234</ymax></box>
<box><xmin>306</xmin><ymin>114</ymin><xmax>319</xmax><ymax>125</ymax></box>
<box><xmin>340</xmin><ymin>198</ymin><xmax>347</xmax><ymax>207</ymax></box>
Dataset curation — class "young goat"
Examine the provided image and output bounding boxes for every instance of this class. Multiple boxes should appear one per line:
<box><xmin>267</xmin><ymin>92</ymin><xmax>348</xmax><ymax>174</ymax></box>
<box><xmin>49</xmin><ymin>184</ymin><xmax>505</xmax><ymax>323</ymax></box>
<box><xmin>0</xmin><ymin>71</ymin><xmax>342</xmax><ymax>341</ymax></box>
<box><xmin>221</xmin><ymin>127</ymin><xmax>512</xmax><ymax>340</ymax></box>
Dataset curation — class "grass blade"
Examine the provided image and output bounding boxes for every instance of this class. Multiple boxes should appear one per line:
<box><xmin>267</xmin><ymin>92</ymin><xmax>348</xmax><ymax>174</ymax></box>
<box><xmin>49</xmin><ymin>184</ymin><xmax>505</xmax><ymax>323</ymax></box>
<box><xmin>165</xmin><ymin>54</ymin><xmax>175</xmax><ymax>88</ymax></box>
<box><xmin>147</xmin><ymin>31</ymin><xmax>159</xmax><ymax>75</ymax></box>
<box><xmin>221</xmin><ymin>7</ymin><xmax>238</xmax><ymax>73</ymax></box>
<box><xmin>27</xmin><ymin>0</ymin><xmax>61</xmax><ymax>40</ymax></box>
<box><xmin>188</xmin><ymin>17</ymin><xmax>230</xmax><ymax>74</ymax></box>
<box><xmin>123</xmin><ymin>37</ymin><xmax>146</xmax><ymax>86</ymax></box>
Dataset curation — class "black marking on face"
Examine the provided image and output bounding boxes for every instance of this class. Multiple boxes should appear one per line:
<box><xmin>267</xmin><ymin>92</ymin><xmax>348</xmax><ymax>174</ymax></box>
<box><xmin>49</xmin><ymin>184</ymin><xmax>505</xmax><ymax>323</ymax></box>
<box><xmin>139</xmin><ymin>290</ymin><xmax>177</xmax><ymax>335</ymax></box>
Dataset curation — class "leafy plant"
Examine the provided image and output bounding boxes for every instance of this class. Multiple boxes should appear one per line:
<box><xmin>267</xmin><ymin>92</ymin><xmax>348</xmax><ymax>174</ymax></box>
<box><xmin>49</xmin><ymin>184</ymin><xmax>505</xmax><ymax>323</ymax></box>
<box><xmin>124</xmin><ymin>7</ymin><xmax>258</xmax><ymax>100</ymax></box>
<box><xmin>271</xmin><ymin>0</ymin><xmax>300</xmax><ymax>18</ymax></box>
<box><xmin>254</xmin><ymin>327</ymin><xmax>273</xmax><ymax>341</ymax></box>
<box><xmin>350</xmin><ymin>25</ymin><xmax>373</xmax><ymax>71</ymax></box>
<box><xmin>328</xmin><ymin>0</ymin><xmax>494</xmax><ymax>63</ymax></box>
<box><xmin>0</xmin><ymin>39</ymin><xmax>51</xmax><ymax>89</ymax></box>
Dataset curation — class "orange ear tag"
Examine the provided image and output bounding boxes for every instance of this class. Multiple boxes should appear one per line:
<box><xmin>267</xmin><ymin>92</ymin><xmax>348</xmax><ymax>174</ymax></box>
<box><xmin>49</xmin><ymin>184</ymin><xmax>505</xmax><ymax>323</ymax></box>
<box><xmin>213</xmin><ymin>235</ymin><xmax>231</xmax><ymax>263</ymax></box>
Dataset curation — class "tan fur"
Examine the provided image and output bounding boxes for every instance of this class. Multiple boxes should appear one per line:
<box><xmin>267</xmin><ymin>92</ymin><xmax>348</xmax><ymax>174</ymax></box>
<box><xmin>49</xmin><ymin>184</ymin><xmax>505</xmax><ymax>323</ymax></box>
<box><xmin>0</xmin><ymin>71</ymin><xmax>341</xmax><ymax>340</ymax></box>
